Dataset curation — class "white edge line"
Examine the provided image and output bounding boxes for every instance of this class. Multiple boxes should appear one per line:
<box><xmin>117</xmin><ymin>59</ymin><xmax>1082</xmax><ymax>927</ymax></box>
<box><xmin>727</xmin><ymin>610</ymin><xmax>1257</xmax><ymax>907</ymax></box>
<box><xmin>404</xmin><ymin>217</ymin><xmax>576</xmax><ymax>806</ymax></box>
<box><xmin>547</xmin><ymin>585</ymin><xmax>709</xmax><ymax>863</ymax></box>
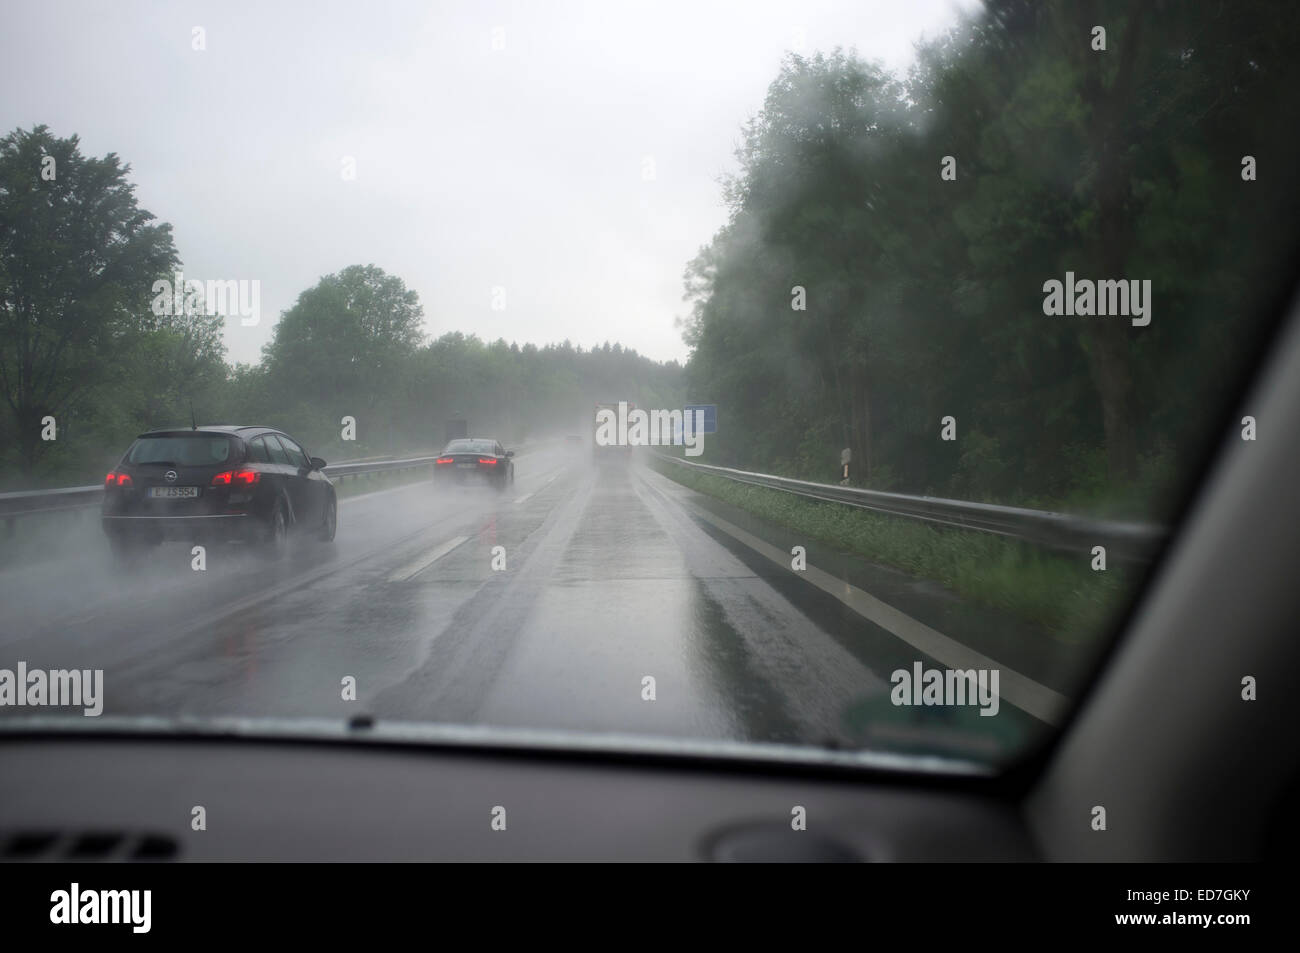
<box><xmin>677</xmin><ymin>500</ymin><xmax>1070</xmax><ymax>726</ymax></box>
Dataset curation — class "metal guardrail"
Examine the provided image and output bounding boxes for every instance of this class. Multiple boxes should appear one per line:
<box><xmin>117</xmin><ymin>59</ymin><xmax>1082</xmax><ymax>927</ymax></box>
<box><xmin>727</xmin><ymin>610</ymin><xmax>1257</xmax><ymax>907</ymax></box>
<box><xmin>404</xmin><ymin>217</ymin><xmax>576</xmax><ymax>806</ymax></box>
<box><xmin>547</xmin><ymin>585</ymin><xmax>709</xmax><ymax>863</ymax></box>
<box><xmin>4</xmin><ymin>444</ymin><xmax>1165</xmax><ymax>561</ymax></box>
<box><xmin>0</xmin><ymin>455</ymin><xmax>443</xmax><ymax>529</ymax></box>
<box><xmin>0</xmin><ymin>483</ymin><xmax>105</xmax><ymax>518</ymax></box>
<box><xmin>0</xmin><ymin>440</ymin><xmax>555</xmax><ymax>529</ymax></box>
<box><xmin>320</xmin><ymin>455</ymin><xmax>440</xmax><ymax>479</ymax></box>
<box><xmin>653</xmin><ymin>454</ymin><xmax>1167</xmax><ymax>562</ymax></box>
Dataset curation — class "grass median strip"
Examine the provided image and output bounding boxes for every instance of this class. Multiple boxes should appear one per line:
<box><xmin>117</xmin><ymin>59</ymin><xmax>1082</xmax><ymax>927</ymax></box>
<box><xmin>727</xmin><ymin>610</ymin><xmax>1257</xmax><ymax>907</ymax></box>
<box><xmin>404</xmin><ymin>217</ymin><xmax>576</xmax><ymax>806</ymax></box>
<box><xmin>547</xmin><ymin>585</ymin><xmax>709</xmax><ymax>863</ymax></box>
<box><xmin>649</xmin><ymin>457</ymin><xmax>1127</xmax><ymax>643</ymax></box>
<box><xmin>678</xmin><ymin>501</ymin><xmax>1069</xmax><ymax>725</ymax></box>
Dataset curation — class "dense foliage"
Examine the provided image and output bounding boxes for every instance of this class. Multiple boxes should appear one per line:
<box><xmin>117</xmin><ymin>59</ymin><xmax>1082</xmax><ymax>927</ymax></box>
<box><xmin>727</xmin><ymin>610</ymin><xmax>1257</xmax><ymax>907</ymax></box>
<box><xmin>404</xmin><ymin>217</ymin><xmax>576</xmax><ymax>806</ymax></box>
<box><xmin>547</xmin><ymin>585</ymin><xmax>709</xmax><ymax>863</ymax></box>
<box><xmin>680</xmin><ymin>0</ymin><xmax>1300</xmax><ymax>516</ymax></box>
<box><xmin>0</xmin><ymin>129</ymin><xmax>681</xmax><ymax>488</ymax></box>
<box><xmin>6</xmin><ymin>0</ymin><xmax>1300</xmax><ymax>517</ymax></box>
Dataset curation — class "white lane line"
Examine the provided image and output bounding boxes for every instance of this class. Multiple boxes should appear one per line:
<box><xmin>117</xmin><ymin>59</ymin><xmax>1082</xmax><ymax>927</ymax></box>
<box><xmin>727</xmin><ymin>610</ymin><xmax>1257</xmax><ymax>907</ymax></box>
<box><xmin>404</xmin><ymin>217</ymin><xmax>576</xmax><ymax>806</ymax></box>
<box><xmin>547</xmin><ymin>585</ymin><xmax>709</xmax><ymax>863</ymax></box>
<box><xmin>677</xmin><ymin>501</ymin><xmax>1070</xmax><ymax>726</ymax></box>
<box><xmin>387</xmin><ymin>535</ymin><xmax>470</xmax><ymax>582</ymax></box>
<box><xmin>513</xmin><ymin>472</ymin><xmax>560</xmax><ymax>505</ymax></box>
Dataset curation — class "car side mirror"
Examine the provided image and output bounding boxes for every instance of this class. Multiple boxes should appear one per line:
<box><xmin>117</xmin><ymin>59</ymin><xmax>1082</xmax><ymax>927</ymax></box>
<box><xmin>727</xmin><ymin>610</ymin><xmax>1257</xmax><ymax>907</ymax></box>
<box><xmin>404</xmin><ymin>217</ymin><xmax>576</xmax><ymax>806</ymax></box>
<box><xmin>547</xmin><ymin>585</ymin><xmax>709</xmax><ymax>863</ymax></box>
<box><xmin>505</xmin><ymin>450</ymin><xmax>515</xmax><ymax>458</ymax></box>
<box><xmin>311</xmin><ymin>457</ymin><xmax>327</xmax><ymax>470</ymax></box>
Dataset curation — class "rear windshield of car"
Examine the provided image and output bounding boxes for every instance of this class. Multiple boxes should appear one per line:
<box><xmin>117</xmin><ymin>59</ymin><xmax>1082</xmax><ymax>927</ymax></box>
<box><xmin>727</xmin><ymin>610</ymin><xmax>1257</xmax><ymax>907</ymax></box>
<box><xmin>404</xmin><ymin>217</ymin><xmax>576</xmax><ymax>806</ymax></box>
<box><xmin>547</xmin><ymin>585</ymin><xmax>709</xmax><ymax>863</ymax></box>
<box><xmin>445</xmin><ymin>440</ymin><xmax>496</xmax><ymax>454</ymax></box>
<box><xmin>127</xmin><ymin>435</ymin><xmax>236</xmax><ymax>466</ymax></box>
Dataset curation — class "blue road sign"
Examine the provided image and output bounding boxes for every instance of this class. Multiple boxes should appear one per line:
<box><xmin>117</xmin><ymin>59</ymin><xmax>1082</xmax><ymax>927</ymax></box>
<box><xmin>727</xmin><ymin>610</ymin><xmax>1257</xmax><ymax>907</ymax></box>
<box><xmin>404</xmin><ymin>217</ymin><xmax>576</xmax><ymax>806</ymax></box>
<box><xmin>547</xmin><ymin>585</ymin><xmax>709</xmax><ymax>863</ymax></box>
<box><xmin>674</xmin><ymin>404</ymin><xmax>717</xmax><ymax>438</ymax></box>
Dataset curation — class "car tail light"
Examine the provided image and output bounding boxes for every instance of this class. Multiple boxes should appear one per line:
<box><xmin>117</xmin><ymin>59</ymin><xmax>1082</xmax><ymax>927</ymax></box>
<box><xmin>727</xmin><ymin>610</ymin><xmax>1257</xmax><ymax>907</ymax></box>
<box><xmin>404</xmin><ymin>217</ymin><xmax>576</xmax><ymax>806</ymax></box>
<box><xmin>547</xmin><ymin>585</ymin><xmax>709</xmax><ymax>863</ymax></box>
<box><xmin>105</xmin><ymin>472</ymin><xmax>132</xmax><ymax>487</ymax></box>
<box><xmin>478</xmin><ymin>458</ymin><xmax>498</xmax><ymax>466</ymax></box>
<box><xmin>212</xmin><ymin>469</ymin><xmax>260</xmax><ymax>486</ymax></box>
<box><xmin>435</xmin><ymin>457</ymin><xmax>454</xmax><ymax>465</ymax></box>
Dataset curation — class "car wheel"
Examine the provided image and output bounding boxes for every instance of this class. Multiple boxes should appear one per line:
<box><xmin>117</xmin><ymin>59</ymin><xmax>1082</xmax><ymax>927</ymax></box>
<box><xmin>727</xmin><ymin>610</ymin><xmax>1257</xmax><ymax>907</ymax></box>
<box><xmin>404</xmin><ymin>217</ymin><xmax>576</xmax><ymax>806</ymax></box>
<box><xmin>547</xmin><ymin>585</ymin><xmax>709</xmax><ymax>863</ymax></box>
<box><xmin>318</xmin><ymin>493</ymin><xmax>337</xmax><ymax>542</ymax></box>
<box><xmin>264</xmin><ymin>498</ymin><xmax>289</xmax><ymax>559</ymax></box>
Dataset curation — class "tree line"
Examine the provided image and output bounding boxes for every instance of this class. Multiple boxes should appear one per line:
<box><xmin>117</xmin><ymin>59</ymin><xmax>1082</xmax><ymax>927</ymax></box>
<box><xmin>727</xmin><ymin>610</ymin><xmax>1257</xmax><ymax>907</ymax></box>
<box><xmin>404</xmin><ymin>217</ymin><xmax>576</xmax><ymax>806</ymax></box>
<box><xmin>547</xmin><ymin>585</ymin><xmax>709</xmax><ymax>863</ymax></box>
<box><xmin>0</xmin><ymin>126</ymin><xmax>682</xmax><ymax>489</ymax></box>
<box><xmin>679</xmin><ymin>0</ymin><xmax>1300</xmax><ymax>517</ymax></box>
<box><xmin>7</xmin><ymin>0</ymin><xmax>1300</xmax><ymax>512</ymax></box>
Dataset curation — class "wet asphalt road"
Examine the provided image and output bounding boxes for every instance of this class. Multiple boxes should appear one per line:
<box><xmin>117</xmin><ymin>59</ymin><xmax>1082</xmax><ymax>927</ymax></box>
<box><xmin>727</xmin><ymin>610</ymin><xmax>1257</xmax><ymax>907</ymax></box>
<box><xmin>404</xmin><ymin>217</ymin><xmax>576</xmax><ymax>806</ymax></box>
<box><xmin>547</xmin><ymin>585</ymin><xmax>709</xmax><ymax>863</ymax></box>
<box><xmin>0</xmin><ymin>446</ymin><xmax>1056</xmax><ymax>756</ymax></box>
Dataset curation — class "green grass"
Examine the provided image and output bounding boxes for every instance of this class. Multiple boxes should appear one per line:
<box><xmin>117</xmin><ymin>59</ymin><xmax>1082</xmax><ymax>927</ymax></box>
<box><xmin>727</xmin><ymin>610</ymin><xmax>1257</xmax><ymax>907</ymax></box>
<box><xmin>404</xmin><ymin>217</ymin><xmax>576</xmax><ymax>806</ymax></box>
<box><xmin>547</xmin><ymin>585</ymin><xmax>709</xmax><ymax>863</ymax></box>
<box><xmin>650</xmin><ymin>457</ymin><xmax>1129</xmax><ymax>643</ymax></box>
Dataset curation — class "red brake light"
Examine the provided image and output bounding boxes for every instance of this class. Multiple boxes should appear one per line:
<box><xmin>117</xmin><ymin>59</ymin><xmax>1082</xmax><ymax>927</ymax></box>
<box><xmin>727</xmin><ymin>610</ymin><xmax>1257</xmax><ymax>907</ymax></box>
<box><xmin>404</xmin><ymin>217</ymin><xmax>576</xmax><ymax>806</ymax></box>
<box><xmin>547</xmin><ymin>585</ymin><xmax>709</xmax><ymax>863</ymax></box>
<box><xmin>478</xmin><ymin>458</ymin><xmax>498</xmax><ymax>465</ymax></box>
<box><xmin>212</xmin><ymin>469</ymin><xmax>259</xmax><ymax>486</ymax></box>
<box><xmin>436</xmin><ymin>457</ymin><xmax>454</xmax><ymax>465</ymax></box>
<box><xmin>106</xmin><ymin>472</ymin><xmax>132</xmax><ymax>487</ymax></box>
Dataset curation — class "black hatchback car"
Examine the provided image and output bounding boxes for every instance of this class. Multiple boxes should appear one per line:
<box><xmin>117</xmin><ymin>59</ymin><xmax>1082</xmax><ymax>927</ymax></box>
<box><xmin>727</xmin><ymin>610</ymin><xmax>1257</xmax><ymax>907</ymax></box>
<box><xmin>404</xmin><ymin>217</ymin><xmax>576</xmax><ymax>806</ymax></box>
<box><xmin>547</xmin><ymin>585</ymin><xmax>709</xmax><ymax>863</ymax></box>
<box><xmin>433</xmin><ymin>437</ymin><xmax>515</xmax><ymax>490</ymax></box>
<box><xmin>102</xmin><ymin>426</ymin><xmax>337</xmax><ymax>559</ymax></box>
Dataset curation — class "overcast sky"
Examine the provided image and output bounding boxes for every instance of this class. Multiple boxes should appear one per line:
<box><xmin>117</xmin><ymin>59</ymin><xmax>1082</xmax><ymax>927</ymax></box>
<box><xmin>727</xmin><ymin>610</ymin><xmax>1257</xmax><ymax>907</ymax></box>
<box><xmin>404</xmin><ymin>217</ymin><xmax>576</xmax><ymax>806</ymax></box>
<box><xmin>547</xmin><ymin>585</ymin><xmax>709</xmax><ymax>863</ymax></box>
<box><xmin>2</xmin><ymin>0</ymin><xmax>979</xmax><ymax>367</ymax></box>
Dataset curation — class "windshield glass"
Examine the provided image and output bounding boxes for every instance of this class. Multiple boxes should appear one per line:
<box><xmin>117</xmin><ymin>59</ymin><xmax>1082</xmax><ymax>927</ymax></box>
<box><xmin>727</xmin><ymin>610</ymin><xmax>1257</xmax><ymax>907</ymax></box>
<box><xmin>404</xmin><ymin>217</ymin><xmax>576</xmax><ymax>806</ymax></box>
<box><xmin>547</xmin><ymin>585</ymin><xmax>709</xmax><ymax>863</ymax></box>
<box><xmin>1</xmin><ymin>0</ymin><xmax>1298</xmax><ymax>773</ymax></box>
<box><xmin>445</xmin><ymin>440</ymin><xmax>496</xmax><ymax>455</ymax></box>
<box><xmin>127</xmin><ymin>435</ymin><xmax>235</xmax><ymax>467</ymax></box>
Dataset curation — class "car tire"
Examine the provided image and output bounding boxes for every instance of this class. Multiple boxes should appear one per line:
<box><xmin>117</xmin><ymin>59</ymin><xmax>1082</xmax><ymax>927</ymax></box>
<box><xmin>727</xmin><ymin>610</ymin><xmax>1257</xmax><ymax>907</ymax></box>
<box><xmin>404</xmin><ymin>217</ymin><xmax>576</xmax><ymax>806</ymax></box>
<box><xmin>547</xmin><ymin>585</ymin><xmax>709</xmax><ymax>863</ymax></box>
<box><xmin>264</xmin><ymin>498</ymin><xmax>289</xmax><ymax>559</ymax></box>
<box><xmin>318</xmin><ymin>493</ymin><xmax>337</xmax><ymax>543</ymax></box>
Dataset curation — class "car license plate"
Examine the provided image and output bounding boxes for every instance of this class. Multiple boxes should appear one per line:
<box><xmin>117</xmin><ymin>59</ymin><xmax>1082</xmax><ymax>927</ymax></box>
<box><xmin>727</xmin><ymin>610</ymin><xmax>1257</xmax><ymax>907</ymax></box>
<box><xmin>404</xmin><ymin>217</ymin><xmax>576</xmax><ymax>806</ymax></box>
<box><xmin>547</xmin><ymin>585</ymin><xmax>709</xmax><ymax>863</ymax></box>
<box><xmin>457</xmin><ymin>463</ymin><xmax>477</xmax><ymax>469</ymax></box>
<box><xmin>149</xmin><ymin>486</ymin><xmax>199</xmax><ymax>499</ymax></box>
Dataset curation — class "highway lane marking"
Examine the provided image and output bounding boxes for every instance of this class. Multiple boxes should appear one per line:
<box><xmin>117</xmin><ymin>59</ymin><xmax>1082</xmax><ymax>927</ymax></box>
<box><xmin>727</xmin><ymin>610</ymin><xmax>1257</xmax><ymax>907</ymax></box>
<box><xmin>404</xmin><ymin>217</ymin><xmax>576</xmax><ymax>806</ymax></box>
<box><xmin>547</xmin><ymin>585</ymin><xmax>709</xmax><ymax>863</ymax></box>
<box><xmin>167</xmin><ymin>534</ymin><xmax>432</xmax><ymax>643</ymax></box>
<box><xmin>144</xmin><ymin>511</ymin><xmax>492</xmax><ymax>646</ymax></box>
<box><xmin>666</xmin><ymin>494</ymin><xmax>1070</xmax><ymax>726</ymax></box>
<box><xmin>388</xmin><ymin>535</ymin><xmax>470</xmax><ymax>582</ymax></box>
<box><xmin>514</xmin><ymin>493</ymin><xmax>533</xmax><ymax>504</ymax></box>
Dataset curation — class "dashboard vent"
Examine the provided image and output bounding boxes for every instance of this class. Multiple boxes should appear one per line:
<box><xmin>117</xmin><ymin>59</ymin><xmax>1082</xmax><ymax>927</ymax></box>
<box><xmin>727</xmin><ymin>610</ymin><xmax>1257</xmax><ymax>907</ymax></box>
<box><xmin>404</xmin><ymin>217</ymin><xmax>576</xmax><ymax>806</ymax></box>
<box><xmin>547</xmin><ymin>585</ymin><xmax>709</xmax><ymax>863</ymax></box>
<box><xmin>1</xmin><ymin>830</ymin><xmax>180</xmax><ymax>862</ymax></box>
<box><xmin>707</xmin><ymin>823</ymin><xmax>863</xmax><ymax>862</ymax></box>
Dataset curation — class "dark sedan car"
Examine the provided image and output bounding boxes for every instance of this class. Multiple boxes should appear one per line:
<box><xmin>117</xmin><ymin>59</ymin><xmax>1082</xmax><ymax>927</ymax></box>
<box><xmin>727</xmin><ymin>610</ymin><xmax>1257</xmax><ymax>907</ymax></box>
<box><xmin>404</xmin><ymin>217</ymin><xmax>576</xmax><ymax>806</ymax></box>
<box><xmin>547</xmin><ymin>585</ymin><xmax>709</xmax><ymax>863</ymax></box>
<box><xmin>433</xmin><ymin>438</ymin><xmax>515</xmax><ymax>490</ymax></box>
<box><xmin>102</xmin><ymin>426</ymin><xmax>337</xmax><ymax>560</ymax></box>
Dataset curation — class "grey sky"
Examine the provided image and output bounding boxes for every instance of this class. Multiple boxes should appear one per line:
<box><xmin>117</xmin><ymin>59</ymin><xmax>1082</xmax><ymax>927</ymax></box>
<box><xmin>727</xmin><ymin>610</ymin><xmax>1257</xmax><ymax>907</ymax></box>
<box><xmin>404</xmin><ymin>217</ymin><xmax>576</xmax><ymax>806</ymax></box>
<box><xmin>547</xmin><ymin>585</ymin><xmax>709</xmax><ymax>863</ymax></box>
<box><xmin>1</xmin><ymin>0</ymin><xmax>978</xmax><ymax>366</ymax></box>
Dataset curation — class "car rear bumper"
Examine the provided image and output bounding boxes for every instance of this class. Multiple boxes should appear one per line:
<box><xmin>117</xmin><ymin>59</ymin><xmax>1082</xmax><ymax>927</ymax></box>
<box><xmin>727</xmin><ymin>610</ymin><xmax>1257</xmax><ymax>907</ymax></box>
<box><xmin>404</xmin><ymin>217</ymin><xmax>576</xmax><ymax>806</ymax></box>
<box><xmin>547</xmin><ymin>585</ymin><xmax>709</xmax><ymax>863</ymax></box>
<box><xmin>434</xmin><ymin>469</ymin><xmax>502</xmax><ymax>483</ymax></box>
<box><xmin>592</xmin><ymin>446</ymin><xmax>632</xmax><ymax>464</ymax></box>
<box><xmin>102</xmin><ymin>513</ymin><xmax>255</xmax><ymax>542</ymax></box>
